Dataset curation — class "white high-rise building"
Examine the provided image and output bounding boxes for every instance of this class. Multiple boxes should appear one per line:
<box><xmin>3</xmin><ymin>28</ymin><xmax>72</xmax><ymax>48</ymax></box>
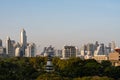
<box><xmin>20</xmin><ymin>29</ymin><xmax>27</xmax><ymax>46</ymax></box>
<box><xmin>80</xmin><ymin>44</ymin><xmax>87</xmax><ymax>56</ymax></box>
<box><xmin>41</xmin><ymin>46</ymin><xmax>55</xmax><ymax>57</ymax></box>
<box><xmin>15</xmin><ymin>47</ymin><xmax>21</xmax><ymax>57</ymax></box>
<box><xmin>111</xmin><ymin>41</ymin><xmax>116</xmax><ymax>52</ymax></box>
<box><xmin>20</xmin><ymin>29</ymin><xmax>27</xmax><ymax>56</ymax></box>
<box><xmin>25</xmin><ymin>43</ymin><xmax>36</xmax><ymax>57</ymax></box>
<box><xmin>54</xmin><ymin>50</ymin><xmax>62</xmax><ymax>58</ymax></box>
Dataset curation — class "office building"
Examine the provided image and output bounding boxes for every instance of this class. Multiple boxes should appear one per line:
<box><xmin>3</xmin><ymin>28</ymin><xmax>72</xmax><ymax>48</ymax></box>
<box><xmin>109</xmin><ymin>41</ymin><xmax>116</xmax><ymax>52</ymax></box>
<box><xmin>104</xmin><ymin>46</ymin><xmax>111</xmax><ymax>55</ymax></box>
<box><xmin>20</xmin><ymin>29</ymin><xmax>27</xmax><ymax>56</ymax></box>
<box><xmin>54</xmin><ymin>50</ymin><xmax>62</xmax><ymax>58</ymax></box>
<box><xmin>80</xmin><ymin>44</ymin><xmax>87</xmax><ymax>56</ymax></box>
<box><xmin>41</xmin><ymin>45</ymin><xmax>55</xmax><ymax>57</ymax></box>
<box><xmin>94</xmin><ymin>44</ymin><xmax>105</xmax><ymax>56</ymax></box>
<box><xmin>0</xmin><ymin>39</ymin><xmax>2</xmax><ymax>47</ymax></box>
<box><xmin>25</xmin><ymin>43</ymin><xmax>36</xmax><ymax>57</ymax></box>
<box><xmin>0</xmin><ymin>47</ymin><xmax>4</xmax><ymax>56</ymax></box>
<box><xmin>15</xmin><ymin>47</ymin><xmax>21</xmax><ymax>57</ymax></box>
<box><xmin>86</xmin><ymin>43</ymin><xmax>95</xmax><ymax>56</ymax></box>
<box><xmin>0</xmin><ymin>39</ymin><xmax>4</xmax><ymax>57</ymax></box>
<box><xmin>62</xmin><ymin>45</ymin><xmax>77</xmax><ymax>59</ymax></box>
<box><xmin>6</xmin><ymin>37</ymin><xmax>15</xmax><ymax>57</ymax></box>
<box><xmin>95</xmin><ymin>41</ymin><xmax>99</xmax><ymax>50</ymax></box>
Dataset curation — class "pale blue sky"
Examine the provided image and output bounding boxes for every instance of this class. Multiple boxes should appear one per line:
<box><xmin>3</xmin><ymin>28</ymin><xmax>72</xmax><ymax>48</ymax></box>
<box><xmin>0</xmin><ymin>0</ymin><xmax>120</xmax><ymax>49</ymax></box>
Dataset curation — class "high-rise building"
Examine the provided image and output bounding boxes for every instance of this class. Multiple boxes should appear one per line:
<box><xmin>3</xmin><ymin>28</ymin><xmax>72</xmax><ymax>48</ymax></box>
<box><xmin>6</xmin><ymin>37</ymin><xmax>14</xmax><ymax>57</ymax></box>
<box><xmin>100</xmin><ymin>43</ymin><xmax>105</xmax><ymax>54</ymax></box>
<box><xmin>41</xmin><ymin>45</ymin><xmax>55</xmax><ymax>57</ymax></box>
<box><xmin>15</xmin><ymin>47</ymin><xmax>21</xmax><ymax>57</ymax></box>
<box><xmin>94</xmin><ymin>45</ymin><xmax>104</xmax><ymax>56</ymax></box>
<box><xmin>25</xmin><ymin>43</ymin><xmax>36</xmax><ymax>57</ymax></box>
<box><xmin>0</xmin><ymin>39</ymin><xmax>2</xmax><ymax>47</ymax></box>
<box><xmin>0</xmin><ymin>47</ymin><xmax>4</xmax><ymax>56</ymax></box>
<box><xmin>109</xmin><ymin>41</ymin><xmax>116</xmax><ymax>52</ymax></box>
<box><xmin>62</xmin><ymin>46</ymin><xmax>77</xmax><ymax>59</ymax></box>
<box><xmin>104</xmin><ymin>46</ymin><xmax>111</xmax><ymax>55</ymax></box>
<box><xmin>112</xmin><ymin>41</ymin><xmax>116</xmax><ymax>49</ymax></box>
<box><xmin>20</xmin><ymin>29</ymin><xmax>27</xmax><ymax>47</ymax></box>
<box><xmin>80</xmin><ymin>44</ymin><xmax>87</xmax><ymax>56</ymax></box>
<box><xmin>20</xmin><ymin>29</ymin><xmax>27</xmax><ymax>56</ymax></box>
<box><xmin>95</xmin><ymin>41</ymin><xmax>99</xmax><ymax>50</ymax></box>
<box><xmin>54</xmin><ymin>50</ymin><xmax>62</xmax><ymax>58</ymax></box>
<box><xmin>0</xmin><ymin>39</ymin><xmax>4</xmax><ymax>56</ymax></box>
<box><xmin>86</xmin><ymin>43</ymin><xmax>95</xmax><ymax>56</ymax></box>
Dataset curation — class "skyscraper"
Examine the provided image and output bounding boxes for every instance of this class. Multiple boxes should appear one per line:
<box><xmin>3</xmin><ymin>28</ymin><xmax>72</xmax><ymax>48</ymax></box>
<box><xmin>0</xmin><ymin>39</ymin><xmax>2</xmax><ymax>47</ymax></box>
<box><xmin>86</xmin><ymin>43</ymin><xmax>95</xmax><ymax>56</ymax></box>
<box><xmin>20</xmin><ymin>29</ymin><xmax>27</xmax><ymax>47</ymax></box>
<box><xmin>20</xmin><ymin>29</ymin><xmax>27</xmax><ymax>56</ymax></box>
<box><xmin>0</xmin><ymin>39</ymin><xmax>4</xmax><ymax>56</ymax></box>
<box><xmin>109</xmin><ymin>41</ymin><xmax>116</xmax><ymax>52</ymax></box>
<box><xmin>6</xmin><ymin>37</ymin><xmax>14</xmax><ymax>57</ymax></box>
<box><xmin>25</xmin><ymin>43</ymin><xmax>36</xmax><ymax>57</ymax></box>
<box><xmin>80</xmin><ymin>44</ymin><xmax>87</xmax><ymax>56</ymax></box>
<box><xmin>15</xmin><ymin>47</ymin><xmax>21</xmax><ymax>57</ymax></box>
<box><xmin>62</xmin><ymin>46</ymin><xmax>77</xmax><ymax>59</ymax></box>
<box><xmin>41</xmin><ymin>45</ymin><xmax>55</xmax><ymax>57</ymax></box>
<box><xmin>95</xmin><ymin>41</ymin><xmax>99</xmax><ymax>50</ymax></box>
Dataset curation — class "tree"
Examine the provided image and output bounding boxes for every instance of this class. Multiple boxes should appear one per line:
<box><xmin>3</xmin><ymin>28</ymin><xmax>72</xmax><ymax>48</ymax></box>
<box><xmin>101</xmin><ymin>60</ymin><xmax>112</xmax><ymax>68</ymax></box>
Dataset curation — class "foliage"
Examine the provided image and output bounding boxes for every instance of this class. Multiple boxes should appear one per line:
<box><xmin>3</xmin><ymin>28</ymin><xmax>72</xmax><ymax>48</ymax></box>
<box><xmin>73</xmin><ymin>76</ymin><xmax>114</xmax><ymax>80</ymax></box>
<box><xmin>36</xmin><ymin>73</ymin><xmax>63</xmax><ymax>80</ymax></box>
<box><xmin>0</xmin><ymin>57</ymin><xmax>119</xmax><ymax>80</ymax></box>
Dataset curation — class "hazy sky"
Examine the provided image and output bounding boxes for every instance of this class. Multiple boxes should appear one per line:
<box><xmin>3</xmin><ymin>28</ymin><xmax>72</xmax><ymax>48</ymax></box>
<box><xmin>0</xmin><ymin>0</ymin><xmax>120</xmax><ymax>49</ymax></box>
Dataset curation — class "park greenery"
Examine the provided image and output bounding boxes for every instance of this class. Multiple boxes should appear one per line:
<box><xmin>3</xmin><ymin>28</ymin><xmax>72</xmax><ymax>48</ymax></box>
<box><xmin>0</xmin><ymin>57</ymin><xmax>120</xmax><ymax>80</ymax></box>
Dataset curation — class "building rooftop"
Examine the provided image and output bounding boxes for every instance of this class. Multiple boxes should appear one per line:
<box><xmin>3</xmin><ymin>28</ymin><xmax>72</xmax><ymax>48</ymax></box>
<box><xmin>115</xmin><ymin>48</ymin><xmax>120</xmax><ymax>53</ymax></box>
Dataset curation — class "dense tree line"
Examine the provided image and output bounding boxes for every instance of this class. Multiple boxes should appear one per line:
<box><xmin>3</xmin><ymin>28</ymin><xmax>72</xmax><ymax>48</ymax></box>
<box><xmin>0</xmin><ymin>57</ymin><xmax>119</xmax><ymax>80</ymax></box>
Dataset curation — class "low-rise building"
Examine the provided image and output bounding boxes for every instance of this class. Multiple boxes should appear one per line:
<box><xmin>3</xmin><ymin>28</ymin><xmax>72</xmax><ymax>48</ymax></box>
<box><xmin>93</xmin><ymin>55</ymin><xmax>108</xmax><ymax>62</ymax></box>
<box><xmin>109</xmin><ymin>48</ymin><xmax>120</xmax><ymax>66</ymax></box>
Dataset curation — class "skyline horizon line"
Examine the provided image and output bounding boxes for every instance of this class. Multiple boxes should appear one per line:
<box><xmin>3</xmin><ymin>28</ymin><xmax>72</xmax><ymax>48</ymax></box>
<box><xmin>0</xmin><ymin>28</ymin><xmax>119</xmax><ymax>49</ymax></box>
<box><xmin>0</xmin><ymin>0</ymin><xmax>120</xmax><ymax>49</ymax></box>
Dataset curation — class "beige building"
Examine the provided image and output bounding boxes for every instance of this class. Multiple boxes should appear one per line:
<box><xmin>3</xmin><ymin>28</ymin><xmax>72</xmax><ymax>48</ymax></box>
<box><xmin>109</xmin><ymin>48</ymin><xmax>120</xmax><ymax>66</ymax></box>
<box><xmin>93</xmin><ymin>55</ymin><xmax>108</xmax><ymax>62</ymax></box>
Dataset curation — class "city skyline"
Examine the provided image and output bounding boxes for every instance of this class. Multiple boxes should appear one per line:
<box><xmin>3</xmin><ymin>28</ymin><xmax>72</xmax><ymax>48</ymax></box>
<box><xmin>0</xmin><ymin>0</ymin><xmax>120</xmax><ymax>49</ymax></box>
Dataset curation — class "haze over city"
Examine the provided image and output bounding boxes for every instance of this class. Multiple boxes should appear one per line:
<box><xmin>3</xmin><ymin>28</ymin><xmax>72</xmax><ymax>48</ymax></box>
<box><xmin>0</xmin><ymin>1</ymin><xmax>120</xmax><ymax>79</ymax></box>
<box><xmin>0</xmin><ymin>0</ymin><xmax>120</xmax><ymax>49</ymax></box>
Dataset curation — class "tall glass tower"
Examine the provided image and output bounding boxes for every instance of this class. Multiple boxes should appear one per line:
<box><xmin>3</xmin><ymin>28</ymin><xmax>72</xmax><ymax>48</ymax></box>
<box><xmin>20</xmin><ymin>29</ymin><xmax>27</xmax><ymax>47</ymax></box>
<box><xmin>20</xmin><ymin>29</ymin><xmax>27</xmax><ymax>56</ymax></box>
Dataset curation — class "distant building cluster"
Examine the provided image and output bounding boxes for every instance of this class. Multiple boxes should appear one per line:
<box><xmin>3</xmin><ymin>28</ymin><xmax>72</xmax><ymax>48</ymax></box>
<box><xmin>0</xmin><ymin>29</ymin><xmax>36</xmax><ymax>57</ymax></box>
<box><xmin>40</xmin><ymin>41</ymin><xmax>116</xmax><ymax>59</ymax></box>
<box><xmin>0</xmin><ymin>29</ymin><xmax>120</xmax><ymax>66</ymax></box>
<box><xmin>40</xmin><ymin>41</ymin><xmax>120</xmax><ymax>66</ymax></box>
